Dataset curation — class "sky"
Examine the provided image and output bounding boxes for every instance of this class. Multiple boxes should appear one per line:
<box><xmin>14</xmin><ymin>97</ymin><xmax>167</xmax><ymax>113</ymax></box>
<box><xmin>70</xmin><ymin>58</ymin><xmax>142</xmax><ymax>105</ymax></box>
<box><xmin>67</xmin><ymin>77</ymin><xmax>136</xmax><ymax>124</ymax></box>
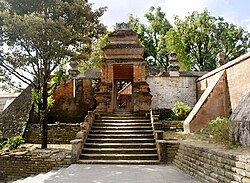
<box><xmin>88</xmin><ymin>0</ymin><xmax>250</xmax><ymax>32</ymax></box>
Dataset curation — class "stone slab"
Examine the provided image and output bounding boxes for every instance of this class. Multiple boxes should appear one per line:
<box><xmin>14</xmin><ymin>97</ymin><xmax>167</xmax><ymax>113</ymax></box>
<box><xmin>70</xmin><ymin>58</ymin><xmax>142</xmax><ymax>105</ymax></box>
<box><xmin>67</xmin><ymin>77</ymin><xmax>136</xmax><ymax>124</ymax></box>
<box><xmin>13</xmin><ymin>164</ymin><xmax>200</xmax><ymax>183</ymax></box>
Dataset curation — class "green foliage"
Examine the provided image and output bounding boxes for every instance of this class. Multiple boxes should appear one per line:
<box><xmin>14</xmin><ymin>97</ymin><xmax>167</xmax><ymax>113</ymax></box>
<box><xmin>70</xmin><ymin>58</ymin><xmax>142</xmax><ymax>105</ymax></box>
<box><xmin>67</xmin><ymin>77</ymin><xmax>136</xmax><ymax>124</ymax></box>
<box><xmin>32</xmin><ymin>88</ymin><xmax>55</xmax><ymax>120</ymax></box>
<box><xmin>0</xmin><ymin>136</ymin><xmax>25</xmax><ymax>149</ymax></box>
<box><xmin>128</xmin><ymin>6</ymin><xmax>172</xmax><ymax>68</ymax></box>
<box><xmin>165</xmin><ymin>29</ymin><xmax>191</xmax><ymax>70</ymax></box>
<box><xmin>198</xmin><ymin>117</ymin><xmax>230</xmax><ymax>143</ymax></box>
<box><xmin>0</xmin><ymin>0</ymin><xmax>107</xmax><ymax>87</ymax></box>
<box><xmin>0</xmin><ymin>0</ymin><xmax>106</xmax><ymax>148</ymax></box>
<box><xmin>171</xmin><ymin>9</ymin><xmax>250</xmax><ymax>71</ymax></box>
<box><xmin>79</xmin><ymin>33</ymin><xmax>109</xmax><ymax>71</ymax></box>
<box><xmin>129</xmin><ymin>7</ymin><xmax>250</xmax><ymax>71</ymax></box>
<box><xmin>0</xmin><ymin>136</ymin><xmax>7</xmax><ymax>149</ymax></box>
<box><xmin>171</xmin><ymin>101</ymin><xmax>192</xmax><ymax>120</ymax></box>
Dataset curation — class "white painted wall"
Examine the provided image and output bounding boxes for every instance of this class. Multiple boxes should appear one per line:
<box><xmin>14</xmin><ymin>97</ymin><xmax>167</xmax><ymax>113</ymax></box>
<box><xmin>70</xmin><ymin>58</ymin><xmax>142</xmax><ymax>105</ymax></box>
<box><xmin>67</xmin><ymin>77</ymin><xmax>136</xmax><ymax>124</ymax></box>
<box><xmin>146</xmin><ymin>76</ymin><xmax>197</xmax><ymax>109</ymax></box>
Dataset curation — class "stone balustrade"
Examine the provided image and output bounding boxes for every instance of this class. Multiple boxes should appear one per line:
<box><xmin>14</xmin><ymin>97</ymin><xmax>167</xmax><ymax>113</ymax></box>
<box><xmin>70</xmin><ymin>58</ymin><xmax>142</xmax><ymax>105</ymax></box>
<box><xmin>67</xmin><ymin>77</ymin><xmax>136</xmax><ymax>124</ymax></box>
<box><xmin>70</xmin><ymin>111</ymin><xmax>95</xmax><ymax>163</ymax></box>
<box><xmin>150</xmin><ymin>109</ymin><xmax>163</xmax><ymax>140</ymax></box>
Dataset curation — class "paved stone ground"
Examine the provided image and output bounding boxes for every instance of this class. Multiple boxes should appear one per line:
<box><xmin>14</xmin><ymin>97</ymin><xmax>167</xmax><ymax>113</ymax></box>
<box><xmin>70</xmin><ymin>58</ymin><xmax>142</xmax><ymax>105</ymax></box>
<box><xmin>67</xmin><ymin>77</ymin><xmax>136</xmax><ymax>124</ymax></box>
<box><xmin>13</xmin><ymin>164</ymin><xmax>200</xmax><ymax>183</ymax></box>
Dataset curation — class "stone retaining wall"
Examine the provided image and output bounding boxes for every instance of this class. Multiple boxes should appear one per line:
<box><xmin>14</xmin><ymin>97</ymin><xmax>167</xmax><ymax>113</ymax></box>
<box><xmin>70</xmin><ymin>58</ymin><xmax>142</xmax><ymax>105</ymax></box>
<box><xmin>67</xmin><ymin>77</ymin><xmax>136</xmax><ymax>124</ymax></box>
<box><xmin>0</xmin><ymin>149</ymin><xmax>71</xmax><ymax>182</ymax></box>
<box><xmin>173</xmin><ymin>142</ymin><xmax>250</xmax><ymax>183</ymax></box>
<box><xmin>162</xmin><ymin>121</ymin><xmax>183</xmax><ymax>131</ymax></box>
<box><xmin>157</xmin><ymin>140</ymin><xmax>180</xmax><ymax>164</ymax></box>
<box><xmin>24</xmin><ymin>123</ymin><xmax>81</xmax><ymax>144</ymax></box>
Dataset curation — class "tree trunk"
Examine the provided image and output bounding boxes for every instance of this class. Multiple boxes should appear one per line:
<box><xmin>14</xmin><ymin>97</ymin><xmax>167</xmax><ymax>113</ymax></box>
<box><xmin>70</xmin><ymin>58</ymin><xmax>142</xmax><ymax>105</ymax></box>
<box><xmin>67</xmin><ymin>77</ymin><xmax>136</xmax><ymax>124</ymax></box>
<box><xmin>41</xmin><ymin>84</ymin><xmax>48</xmax><ymax>149</ymax></box>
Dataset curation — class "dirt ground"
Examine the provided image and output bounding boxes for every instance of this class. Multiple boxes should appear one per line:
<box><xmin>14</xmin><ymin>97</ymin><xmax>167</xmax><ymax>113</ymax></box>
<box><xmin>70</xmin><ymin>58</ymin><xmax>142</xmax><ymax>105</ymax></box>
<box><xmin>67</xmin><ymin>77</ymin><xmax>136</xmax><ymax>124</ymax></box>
<box><xmin>163</xmin><ymin>131</ymin><xmax>250</xmax><ymax>156</ymax></box>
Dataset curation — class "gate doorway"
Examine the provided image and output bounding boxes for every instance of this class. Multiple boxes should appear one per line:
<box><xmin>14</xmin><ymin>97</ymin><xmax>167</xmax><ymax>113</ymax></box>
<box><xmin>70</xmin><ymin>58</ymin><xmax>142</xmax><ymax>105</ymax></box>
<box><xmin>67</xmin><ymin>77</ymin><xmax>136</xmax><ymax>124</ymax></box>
<box><xmin>113</xmin><ymin>64</ymin><xmax>133</xmax><ymax>112</ymax></box>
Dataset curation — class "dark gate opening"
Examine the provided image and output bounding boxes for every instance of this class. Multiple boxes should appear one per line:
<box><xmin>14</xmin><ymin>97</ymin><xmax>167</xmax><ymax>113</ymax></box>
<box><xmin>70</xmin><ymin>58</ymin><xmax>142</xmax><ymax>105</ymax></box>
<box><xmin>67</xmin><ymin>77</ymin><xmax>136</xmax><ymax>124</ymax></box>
<box><xmin>113</xmin><ymin>64</ymin><xmax>133</xmax><ymax>112</ymax></box>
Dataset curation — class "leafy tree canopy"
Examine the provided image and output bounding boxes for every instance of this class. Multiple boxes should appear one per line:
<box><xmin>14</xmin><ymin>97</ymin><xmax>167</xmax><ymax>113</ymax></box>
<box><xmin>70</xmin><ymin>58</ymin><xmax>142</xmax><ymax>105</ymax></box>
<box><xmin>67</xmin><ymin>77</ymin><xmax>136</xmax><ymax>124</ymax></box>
<box><xmin>129</xmin><ymin>7</ymin><xmax>250</xmax><ymax>71</ymax></box>
<box><xmin>0</xmin><ymin>0</ymin><xmax>107</xmax><ymax>148</ymax></box>
<box><xmin>166</xmin><ymin>9</ymin><xmax>250</xmax><ymax>71</ymax></box>
<box><xmin>128</xmin><ymin>6</ymin><xmax>172</xmax><ymax>68</ymax></box>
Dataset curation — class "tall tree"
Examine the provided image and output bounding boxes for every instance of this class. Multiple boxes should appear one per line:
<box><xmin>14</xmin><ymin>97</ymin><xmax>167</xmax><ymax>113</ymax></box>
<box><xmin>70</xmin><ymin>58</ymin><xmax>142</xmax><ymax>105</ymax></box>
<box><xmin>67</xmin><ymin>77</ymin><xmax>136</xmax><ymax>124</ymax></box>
<box><xmin>128</xmin><ymin>6</ymin><xmax>172</xmax><ymax>68</ymax></box>
<box><xmin>166</xmin><ymin>10</ymin><xmax>250</xmax><ymax>71</ymax></box>
<box><xmin>79</xmin><ymin>33</ymin><xmax>109</xmax><ymax>72</ymax></box>
<box><xmin>0</xmin><ymin>0</ymin><xmax>106</xmax><ymax>148</ymax></box>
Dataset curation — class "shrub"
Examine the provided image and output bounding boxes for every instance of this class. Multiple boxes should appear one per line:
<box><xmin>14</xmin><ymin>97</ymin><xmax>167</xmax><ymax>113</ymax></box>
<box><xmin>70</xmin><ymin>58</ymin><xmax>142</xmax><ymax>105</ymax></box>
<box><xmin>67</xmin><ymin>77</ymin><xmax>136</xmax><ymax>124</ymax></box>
<box><xmin>171</xmin><ymin>101</ymin><xmax>192</xmax><ymax>120</ymax></box>
<box><xmin>4</xmin><ymin>136</ymin><xmax>25</xmax><ymax>149</ymax></box>
<box><xmin>0</xmin><ymin>136</ymin><xmax>7</xmax><ymax>149</ymax></box>
<box><xmin>199</xmin><ymin>116</ymin><xmax>231</xmax><ymax>143</ymax></box>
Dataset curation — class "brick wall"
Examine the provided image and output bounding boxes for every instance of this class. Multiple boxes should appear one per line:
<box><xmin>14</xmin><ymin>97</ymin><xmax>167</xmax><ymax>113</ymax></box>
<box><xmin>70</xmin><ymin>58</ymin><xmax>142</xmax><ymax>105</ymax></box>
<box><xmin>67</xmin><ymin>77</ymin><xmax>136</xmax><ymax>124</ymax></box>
<box><xmin>173</xmin><ymin>142</ymin><xmax>250</xmax><ymax>183</ymax></box>
<box><xmin>48</xmin><ymin>79</ymin><xmax>96</xmax><ymax>123</ymax></box>
<box><xmin>185</xmin><ymin>53</ymin><xmax>250</xmax><ymax>133</ymax></box>
<box><xmin>0</xmin><ymin>149</ymin><xmax>71</xmax><ymax>182</ymax></box>
<box><xmin>24</xmin><ymin>123</ymin><xmax>81</xmax><ymax>144</ymax></box>
<box><xmin>184</xmin><ymin>71</ymin><xmax>230</xmax><ymax>132</ymax></box>
<box><xmin>197</xmin><ymin>53</ymin><xmax>250</xmax><ymax>111</ymax></box>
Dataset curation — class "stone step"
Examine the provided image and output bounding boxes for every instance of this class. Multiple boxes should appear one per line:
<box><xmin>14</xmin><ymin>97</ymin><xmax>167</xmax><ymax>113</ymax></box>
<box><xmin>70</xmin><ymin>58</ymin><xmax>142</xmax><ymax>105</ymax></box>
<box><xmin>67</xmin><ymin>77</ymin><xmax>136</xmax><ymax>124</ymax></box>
<box><xmin>84</xmin><ymin>143</ymin><xmax>156</xmax><ymax>148</ymax></box>
<box><xmin>79</xmin><ymin>113</ymin><xmax>158</xmax><ymax>164</ymax></box>
<box><xmin>93</xmin><ymin>122</ymin><xmax>151</xmax><ymax>126</ymax></box>
<box><xmin>88</xmin><ymin>134</ymin><xmax>154</xmax><ymax>138</ymax></box>
<box><xmin>80</xmin><ymin>153</ymin><xmax>159</xmax><ymax>160</ymax></box>
<box><xmin>82</xmin><ymin>148</ymin><xmax>157</xmax><ymax>154</ymax></box>
<box><xmin>86</xmin><ymin>138</ymin><xmax>155</xmax><ymax>143</ymax></box>
<box><xmin>96</xmin><ymin>115</ymin><xmax>148</xmax><ymax>120</ymax></box>
<box><xmin>91</xmin><ymin>126</ymin><xmax>152</xmax><ymax>130</ymax></box>
<box><xmin>77</xmin><ymin>159</ymin><xmax>160</xmax><ymax>165</ymax></box>
<box><xmin>94</xmin><ymin>119</ymin><xmax>151</xmax><ymax>123</ymax></box>
<box><xmin>89</xmin><ymin>130</ymin><xmax>153</xmax><ymax>134</ymax></box>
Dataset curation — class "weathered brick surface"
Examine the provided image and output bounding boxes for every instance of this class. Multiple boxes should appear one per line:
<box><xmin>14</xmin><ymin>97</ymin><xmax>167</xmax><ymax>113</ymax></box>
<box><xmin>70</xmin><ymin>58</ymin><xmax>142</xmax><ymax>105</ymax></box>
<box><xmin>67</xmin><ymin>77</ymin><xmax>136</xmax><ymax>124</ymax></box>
<box><xmin>191</xmin><ymin>54</ymin><xmax>250</xmax><ymax>138</ymax></box>
<box><xmin>173</xmin><ymin>142</ymin><xmax>250</xmax><ymax>183</ymax></box>
<box><xmin>0</xmin><ymin>149</ymin><xmax>71</xmax><ymax>182</ymax></box>
<box><xmin>24</xmin><ymin>123</ymin><xmax>81</xmax><ymax>144</ymax></box>
<box><xmin>49</xmin><ymin>79</ymin><xmax>96</xmax><ymax>123</ymax></box>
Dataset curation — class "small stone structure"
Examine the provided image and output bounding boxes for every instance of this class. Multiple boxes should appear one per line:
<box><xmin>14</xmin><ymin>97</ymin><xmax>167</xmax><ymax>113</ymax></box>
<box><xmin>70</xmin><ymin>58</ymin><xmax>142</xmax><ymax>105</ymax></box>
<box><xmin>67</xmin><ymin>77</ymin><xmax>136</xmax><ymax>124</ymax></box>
<box><xmin>168</xmin><ymin>52</ymin><xmax>180</xmax><ymax>77</ymax></box>
<box><xmin>216</xmin><ymin>52</ymin><xmax>227</xmax><ymax>67</ymax></box>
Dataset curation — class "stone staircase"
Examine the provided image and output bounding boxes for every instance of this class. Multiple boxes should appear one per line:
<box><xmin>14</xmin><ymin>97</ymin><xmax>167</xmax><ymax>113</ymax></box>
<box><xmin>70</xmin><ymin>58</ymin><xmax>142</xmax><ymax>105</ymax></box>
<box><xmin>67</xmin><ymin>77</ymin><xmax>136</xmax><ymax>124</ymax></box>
<box><xmin>78</xmin><ymin>113</ymin><xmax>160</xmax><ymax>164</ymax></box>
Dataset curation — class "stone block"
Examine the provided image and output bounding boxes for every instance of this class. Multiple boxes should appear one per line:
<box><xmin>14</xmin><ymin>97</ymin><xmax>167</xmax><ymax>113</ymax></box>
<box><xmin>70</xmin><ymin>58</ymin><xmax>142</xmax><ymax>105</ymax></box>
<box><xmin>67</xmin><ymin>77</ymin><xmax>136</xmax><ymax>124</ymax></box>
<box><xmin>70</xmin><ymin>139</ymin><xmax>83</xmax><ymax>163</ymax></box>
<box><xmin>243</xmin><ymin>177</ymin><xmax>250</xmax><ymax>183</ymax></box>
<box><xmin>246</xmin><ymin>171</ymin><xmax>250</xmax><ymax>178</ymax></box>
<box><xmin>236</xmin><ymin>161</ymin><xmax>246</xmax><ymax>169</ymax></box>
<box><xmin>246</xmin><ymin>165</ymin><xmax>250</xmax><ymax>172</ymax></box>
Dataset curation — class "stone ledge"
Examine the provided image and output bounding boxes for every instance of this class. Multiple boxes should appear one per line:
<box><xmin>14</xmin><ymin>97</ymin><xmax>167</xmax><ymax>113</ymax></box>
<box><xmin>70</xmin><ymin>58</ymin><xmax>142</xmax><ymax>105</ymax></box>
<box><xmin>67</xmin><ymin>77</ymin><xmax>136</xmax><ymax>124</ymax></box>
<box><xmin>173</xmin><ymin>141</ymin><xmax>250</xmax><ymax>182</ymax></box>
<box><xmin>0</xmin><ymin>148</ymin><xmax>71</xmax><ymax>182</ymax></box>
